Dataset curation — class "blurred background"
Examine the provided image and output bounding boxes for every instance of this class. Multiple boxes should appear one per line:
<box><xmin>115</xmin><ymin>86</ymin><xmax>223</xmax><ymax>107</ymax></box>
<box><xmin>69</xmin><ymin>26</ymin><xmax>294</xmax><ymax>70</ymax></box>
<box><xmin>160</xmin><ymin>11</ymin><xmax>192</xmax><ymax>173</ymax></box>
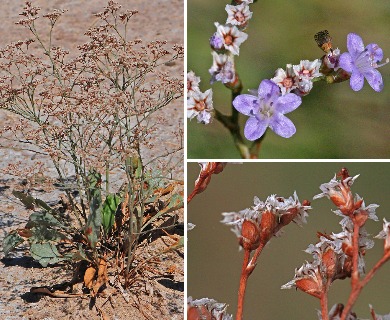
<box><xmin>187</xmin><ymin>162</ymin><xmax>390</xmax><ymax>319</ymax></box>
<box><xmin>187</xmin><ymin>0</ymin><xmax>390</xmax><ymax>159</ymax></box>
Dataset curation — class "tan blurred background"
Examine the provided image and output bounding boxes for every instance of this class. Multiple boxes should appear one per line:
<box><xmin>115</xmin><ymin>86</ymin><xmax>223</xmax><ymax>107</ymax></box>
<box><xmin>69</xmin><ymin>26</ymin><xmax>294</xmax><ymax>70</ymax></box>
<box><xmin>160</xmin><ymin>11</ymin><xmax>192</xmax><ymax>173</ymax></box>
<box><xmin>187</xmin><ymin>162</ymin><xmax>390</xmax><ymax>319</ymax></box>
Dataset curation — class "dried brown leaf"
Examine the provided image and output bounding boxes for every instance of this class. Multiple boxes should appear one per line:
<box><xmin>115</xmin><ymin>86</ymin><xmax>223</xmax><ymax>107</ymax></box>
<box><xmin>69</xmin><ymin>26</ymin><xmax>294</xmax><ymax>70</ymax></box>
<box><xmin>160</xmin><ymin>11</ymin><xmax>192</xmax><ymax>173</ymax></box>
<box><xmin>92</xmin><ymin>257</ymin><xmax>108</xmax><ymax>295</ymax></box>
<box><xmin>84</xmin><ymin>266</ymin><xmax>96</xmax><ymax>289</ymax></box>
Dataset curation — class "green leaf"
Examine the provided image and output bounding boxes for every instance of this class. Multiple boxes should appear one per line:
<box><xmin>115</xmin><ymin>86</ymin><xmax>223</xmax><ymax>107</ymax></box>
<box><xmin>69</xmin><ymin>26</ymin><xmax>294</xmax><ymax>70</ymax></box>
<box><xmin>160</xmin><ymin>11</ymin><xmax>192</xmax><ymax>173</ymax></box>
<box><xmin>12</xmin><ymin>191</ymin><xmax>62</xmax><ymax>220</ymax></box>
<box><xmin>102</xmin><ymin>194</ymin><xmax>121</xmax><ymax>234</ymax></box>
<box><xmin>34</xmin><ymin>198</ymin><xmax>52</xmax><ymax>212</ymax></box>
<box><xmin>2</xmin><ymin>231</ymin><xmax>24</xmax><ymax>256</ymax></box>
<box><xmin>29</xmin><ymin>225</ymin><xmax>67</xmax><ymax>243</ymax></box>
<box><xmin>30</xmin><ymin>243</ymin><xmax>67</xmax><ymax>267</ymax></box>
<box><xmin>85</xmin><ymin>170</ymin><xmax>103</xmax><ymax>249</ymax></box>
<box><xmin>25</xmin><ymin>211</ymin><xmax>67</xmax><ymax>230</ymax></box>
<box><xmin>12</xmin><ymin>190</ymin><xmax>35</xmax><ymax>209</ymax></box>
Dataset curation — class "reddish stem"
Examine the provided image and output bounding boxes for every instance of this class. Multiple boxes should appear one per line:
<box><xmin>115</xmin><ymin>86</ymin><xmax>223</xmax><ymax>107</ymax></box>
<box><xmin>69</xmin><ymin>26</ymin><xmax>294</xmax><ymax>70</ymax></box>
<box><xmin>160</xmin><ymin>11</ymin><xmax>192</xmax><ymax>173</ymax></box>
<box><xmin>361</xmin><ymin>250</ymin><xmax>390</xmax><ymax>287</ymax></box>
<box><xmin>236</xmin><ymin>249</ymin><xmax>251</xmax><ymax>320</ymax></box>
<box><xmin>249</xmin><ymin>241</ymin><xmax>265</xmax><ymax>267</ymax></box>
<box><xmin>341</xmin><ymin>218</ymin><xmax>390</xmax><ymax>320</ymax></box>
<box><xmin>341</xmin><ymin>250</ymin><xmax>390</xmax><ymax>320</ymax></box>
<box><xmin>236</xmin><ymin>243</ymin><xmax>265</xmax><ymax>320</ymax></box>
<box><xmin>340</xmin><ymin>220</ymin><xmax>361</xmax><ymax>319</ymax></box>
<box><xmin>187</xmin><ymin>172</ymin><xmax>209</xmax><ymax>204</ymax></box>
<box><xmin>187</xmin><ymin>188</ymin><xmax>197</xmax><ymax>204</ymax></box>
<box><xmin>320</xmin><ymin>292</ymin><xmax>329</xmax><ymax>320</ymax></box>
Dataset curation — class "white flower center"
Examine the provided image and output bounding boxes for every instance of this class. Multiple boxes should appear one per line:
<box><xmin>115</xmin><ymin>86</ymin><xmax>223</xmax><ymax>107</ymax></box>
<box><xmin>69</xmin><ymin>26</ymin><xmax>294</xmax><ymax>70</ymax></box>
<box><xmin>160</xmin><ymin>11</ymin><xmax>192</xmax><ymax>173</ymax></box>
<box><xmin>258</xmin><ymin>99</ymin><xmax>274</xmax><ymax>119</ymax></box>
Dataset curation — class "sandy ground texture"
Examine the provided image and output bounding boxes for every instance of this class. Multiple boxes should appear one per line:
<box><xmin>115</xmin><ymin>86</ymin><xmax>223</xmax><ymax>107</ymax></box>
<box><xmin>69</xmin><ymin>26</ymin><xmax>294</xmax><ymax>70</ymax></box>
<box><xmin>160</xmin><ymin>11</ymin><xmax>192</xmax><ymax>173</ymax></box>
<box><xmin>0</xmin><ymin>0</ymin><xmax>184</xmax><ymax>319</ymax></box>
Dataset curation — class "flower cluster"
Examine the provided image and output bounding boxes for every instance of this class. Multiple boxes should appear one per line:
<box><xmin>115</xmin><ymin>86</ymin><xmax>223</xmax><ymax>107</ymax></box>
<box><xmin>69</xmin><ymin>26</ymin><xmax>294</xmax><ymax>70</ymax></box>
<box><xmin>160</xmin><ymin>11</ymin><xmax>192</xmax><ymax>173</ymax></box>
<box><xmin>233</xmin><ymin>31</ymin><xmax>388</xmax><ymax>141</ymax></box>
<box><xmin>221</xmin><ymin>192</ymin><xmax>311</xmax><ymax>250</ymax></box>
<box><xmin>187</xmin><ymin>297</ymin><xmax>232</xmax><ymax>320</ymax></box>
<box><xmin>187</xmin><ymin>71</ymin><xmax>214</xmax><ymax>124</ymax></box>
<box><xmin>233</xmin><ymin>55</ymin><xmax>323</xmax><ymax>140</ymax></box>
<box><xmin>282</xmin><ymin>168</ymin><xmax>390</xmax><ymax>319</ymax></box>
<box><xmin>313</xmin><ymin>168</ymin><xmax>379</xmax><ymax>225</ymax></box>
<box><xmin>281</xmin><ymin>227</ymin><xmax>374</xmax><ymax>295</ymax></box>
<box><xmin>187</xmin><ymin>1</ymin><xmax>255</xmax><ymax>125</ymax></box>
<box><xmin>209</xmin><ymin>1</ymin><xmax>253</xmax><ymax>85</ymax></box>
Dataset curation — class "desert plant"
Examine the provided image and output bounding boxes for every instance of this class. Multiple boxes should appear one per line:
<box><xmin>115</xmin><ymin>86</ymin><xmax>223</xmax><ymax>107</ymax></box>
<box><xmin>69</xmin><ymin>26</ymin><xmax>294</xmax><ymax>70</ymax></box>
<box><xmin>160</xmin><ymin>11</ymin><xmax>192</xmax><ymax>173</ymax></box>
<box><xmin>1</xmin><ymin>0</ymin><xmax>183</xmax><ymax>298</ymax></box>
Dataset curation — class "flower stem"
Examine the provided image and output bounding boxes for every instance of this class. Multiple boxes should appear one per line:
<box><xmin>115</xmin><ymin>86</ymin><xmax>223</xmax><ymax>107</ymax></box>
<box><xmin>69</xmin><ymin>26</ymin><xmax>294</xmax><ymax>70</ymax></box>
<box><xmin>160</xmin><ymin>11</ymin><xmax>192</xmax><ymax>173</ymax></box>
<box><xmin>320</xmin><ymin>292</ymin><xmax>329</xmax><ymax>320</ymax></box>
<box><xmin>236</xmin><ymin>249</ymin><xmax>251</xmax><ymax>320</ymax></box>
<box><xmin>236</xmin><ymin>243</ymin><xmax>265</xmax><ymax>320</ymax></box>
<box><xmin>341</xmin><ymin>250</ymin><xmax>390</xmax><ymax>320</ymax></box>
<box><xmin>214</xmin><ymin>109</ymin><xmax>250</xmax><ymax>159</ymax></box>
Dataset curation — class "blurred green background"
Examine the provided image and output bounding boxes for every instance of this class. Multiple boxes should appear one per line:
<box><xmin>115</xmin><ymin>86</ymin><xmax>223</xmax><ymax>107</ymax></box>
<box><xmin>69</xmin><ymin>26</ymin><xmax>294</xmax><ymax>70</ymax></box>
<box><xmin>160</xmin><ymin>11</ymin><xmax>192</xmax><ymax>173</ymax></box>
<box><xmin>187</xmin><ymin>0</ymin><xmax>390</xmax><ymax>159</ymax></box>
<box><xmin>187</xmin><ymin>162</ymin><xmax>390</xmax><ymax>319</ymax></box>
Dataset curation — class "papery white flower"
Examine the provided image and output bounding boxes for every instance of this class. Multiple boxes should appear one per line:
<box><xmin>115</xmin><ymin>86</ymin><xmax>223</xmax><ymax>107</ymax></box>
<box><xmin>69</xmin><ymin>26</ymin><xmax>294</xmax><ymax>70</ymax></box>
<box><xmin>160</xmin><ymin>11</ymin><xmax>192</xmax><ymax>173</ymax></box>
<box><xmin>281</xmin><ymin>261</ymin><xmax>322</xmax><ymax>298</ymax></box>
<box><xmin>313</xmin><ymin>174</ymin><xmax>359</xmax><ymax>201</ymax></box>
<box><xmin>221</xmin><ymin>208</ymin><xmax>260</xmax><ymax>238</ymax></box>
<box><xmin>187</xmin><ymin>71</ymin><xmax>201</xmax><ymax>97</ymax></box>
<box><xmin>187</xmin><ymin>89</ymin><xmax>213</xmax><ymax>124</ymax></box>
<box><xmin>188</xmin><ymin>297</ymin><xmax>233</xmax><ymax>320</ymax></box>
<box><xmin>225</xmin><ymin>3</ymin><xmax>253</xmax><ymax>28</ymax></box>
<box><xmin>271</xmin><ymin>64</ymin><xmax>297</xmax><ymax>95</ymax></box>
<box><xmin>293</xmin><ymin>59</ymin><xmax>322</xmax><ymax>79</ymax></box>
<box><xmin>294</xmin><ymin>77</ymin><xmax>313</xmax><ymax>96</ymax></box>
<box><xmin>214</xmin><ymin>22</ymin><xmax>248</xmax><ymax>55</ymax></box>
<box><xmin>291</xmin><ymin>59</ymin><xmax>322</xmax><ymax>96</ymax></box>
<box><xmin>375</xmin><ymin>218</ymin><xmax>390</xmax><ymax>251</ymax></box>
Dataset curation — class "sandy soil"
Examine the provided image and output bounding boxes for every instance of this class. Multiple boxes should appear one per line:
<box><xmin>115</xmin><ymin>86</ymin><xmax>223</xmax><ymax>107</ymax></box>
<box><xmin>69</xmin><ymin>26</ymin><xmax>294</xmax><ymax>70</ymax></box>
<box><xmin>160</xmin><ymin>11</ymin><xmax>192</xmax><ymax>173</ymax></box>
<box><xmin>0</xmin><ymin>1</ymin><xmax>184</xmax><ymax>319</ymax></box>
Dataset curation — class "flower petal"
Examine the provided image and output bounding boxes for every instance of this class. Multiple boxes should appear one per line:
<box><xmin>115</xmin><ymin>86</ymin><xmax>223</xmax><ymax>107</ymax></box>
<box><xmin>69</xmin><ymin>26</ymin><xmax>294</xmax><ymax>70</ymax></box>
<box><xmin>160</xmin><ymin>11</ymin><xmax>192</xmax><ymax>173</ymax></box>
<box><xmin>347</xmin><ymin>33</ymin><xmax>365</xmax><ymax>60</ymax></box>
<box><xmin>364</xmin><ymin>68</ymin><xmax>384</xmax><ymax>92</ymax></box>
<box><xmin>244</xmin><ymin>116</ymin><xmax>268</xmax><ymax>141</ymax></box>
<box><xmin>269</xmin><ymin>113</ymin><xmax>296</xmax><ymax>138</ymax></box>
<box><xmin>233</xmin><ymin>94</ymin><xmax>259</xmax><ymax>116</ymax></box>
<box><xmin>349</xmin><ymin>69</ymin><xmax>364</xmax><ymax>91</ymax></box>
<box><xmin>339</xmin><ymin>52</ymin><xmax>354</xmax><ymax>73</ymax></box>
<box><xmin>274</xmin><ymin>93</ymin><xmax>302</xmax><ymax>114</ymax></box>
<box><xmin>197</xmin><ymin>110</ymin><xmax>212</xmax><ymax>124</ymax></box>
<box><xmin>366</xmin><ymin>43</ymin><xmax>384</xmax><ymax>63</ymax></box>
<box><xmin>258</xmin><ymin>79</ymin><xmax>280</xmax><ymax>101</ymax></box>
<box><xmin>187</xmin><ymin>109</ymin><xmax>197</xmax><ymax>119</ymax></box>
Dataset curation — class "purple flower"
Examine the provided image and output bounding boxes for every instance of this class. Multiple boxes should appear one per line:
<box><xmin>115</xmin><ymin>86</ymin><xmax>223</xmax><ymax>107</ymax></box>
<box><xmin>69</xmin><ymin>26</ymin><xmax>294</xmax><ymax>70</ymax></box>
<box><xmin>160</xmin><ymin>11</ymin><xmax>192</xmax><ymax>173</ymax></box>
<box><xmin>339</xmin><ymin>33</ymin><xmax>388</xmax><ymax>92</ymax></box>
<box><xmin>209</xmin><ymin>52</ymin><xmax>236</xmax><ymax>84</ymax></box>
<box><xmin>209</xmin><ymin>33</ymin><xmax>224</xmax><ymax>51</ymax></box>
<box><xmin>233</xmin><ymin>80</ymin><xmax>302</xmax><ymax>140</ymax></box>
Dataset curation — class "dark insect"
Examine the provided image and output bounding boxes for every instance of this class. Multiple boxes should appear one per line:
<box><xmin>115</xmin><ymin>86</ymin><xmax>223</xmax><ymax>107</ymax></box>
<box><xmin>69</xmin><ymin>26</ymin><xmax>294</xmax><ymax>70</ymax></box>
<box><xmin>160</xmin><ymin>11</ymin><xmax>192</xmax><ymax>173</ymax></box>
<box><xmin>314</xmin><ymin>30</ymin><xmax>333</xmax><ymax>54</ymax></box>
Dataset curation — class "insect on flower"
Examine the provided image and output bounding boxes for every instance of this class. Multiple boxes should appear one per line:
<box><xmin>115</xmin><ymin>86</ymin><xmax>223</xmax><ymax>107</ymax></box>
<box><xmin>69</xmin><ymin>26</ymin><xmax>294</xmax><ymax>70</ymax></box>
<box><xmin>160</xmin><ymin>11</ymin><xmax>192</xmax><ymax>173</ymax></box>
<box><xmin>314</xmin><ymin>30</ymin><xmax>333</xmax><ymax>54</ymax></box>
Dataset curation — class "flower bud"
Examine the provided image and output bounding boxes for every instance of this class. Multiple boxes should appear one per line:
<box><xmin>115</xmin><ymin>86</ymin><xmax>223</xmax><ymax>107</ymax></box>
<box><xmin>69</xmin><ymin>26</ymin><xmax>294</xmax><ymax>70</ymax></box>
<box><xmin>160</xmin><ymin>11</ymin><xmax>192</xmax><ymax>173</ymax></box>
<box><xmin>240</xmin><ymin>220</ymin><xmax>260</xmax><ymax>251</ymax></box>
<box><xmin>322</xmin><ymin>246</ymin><xmax>337</xmax><ymax>281</ymax></box>
<box><xmin>187</xmin><ymin>305</ymin><xmax>212</xmax><ymax>320</ymax></box>
<box><xmin>295</xmin><ymin>277</ymin><xmax>322</xmax><ymax>299</ymax></box>
<box><xmin>259</xmin><ymin>210</ymin><xmax>278</xmax><ymax>245</ymax></box>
